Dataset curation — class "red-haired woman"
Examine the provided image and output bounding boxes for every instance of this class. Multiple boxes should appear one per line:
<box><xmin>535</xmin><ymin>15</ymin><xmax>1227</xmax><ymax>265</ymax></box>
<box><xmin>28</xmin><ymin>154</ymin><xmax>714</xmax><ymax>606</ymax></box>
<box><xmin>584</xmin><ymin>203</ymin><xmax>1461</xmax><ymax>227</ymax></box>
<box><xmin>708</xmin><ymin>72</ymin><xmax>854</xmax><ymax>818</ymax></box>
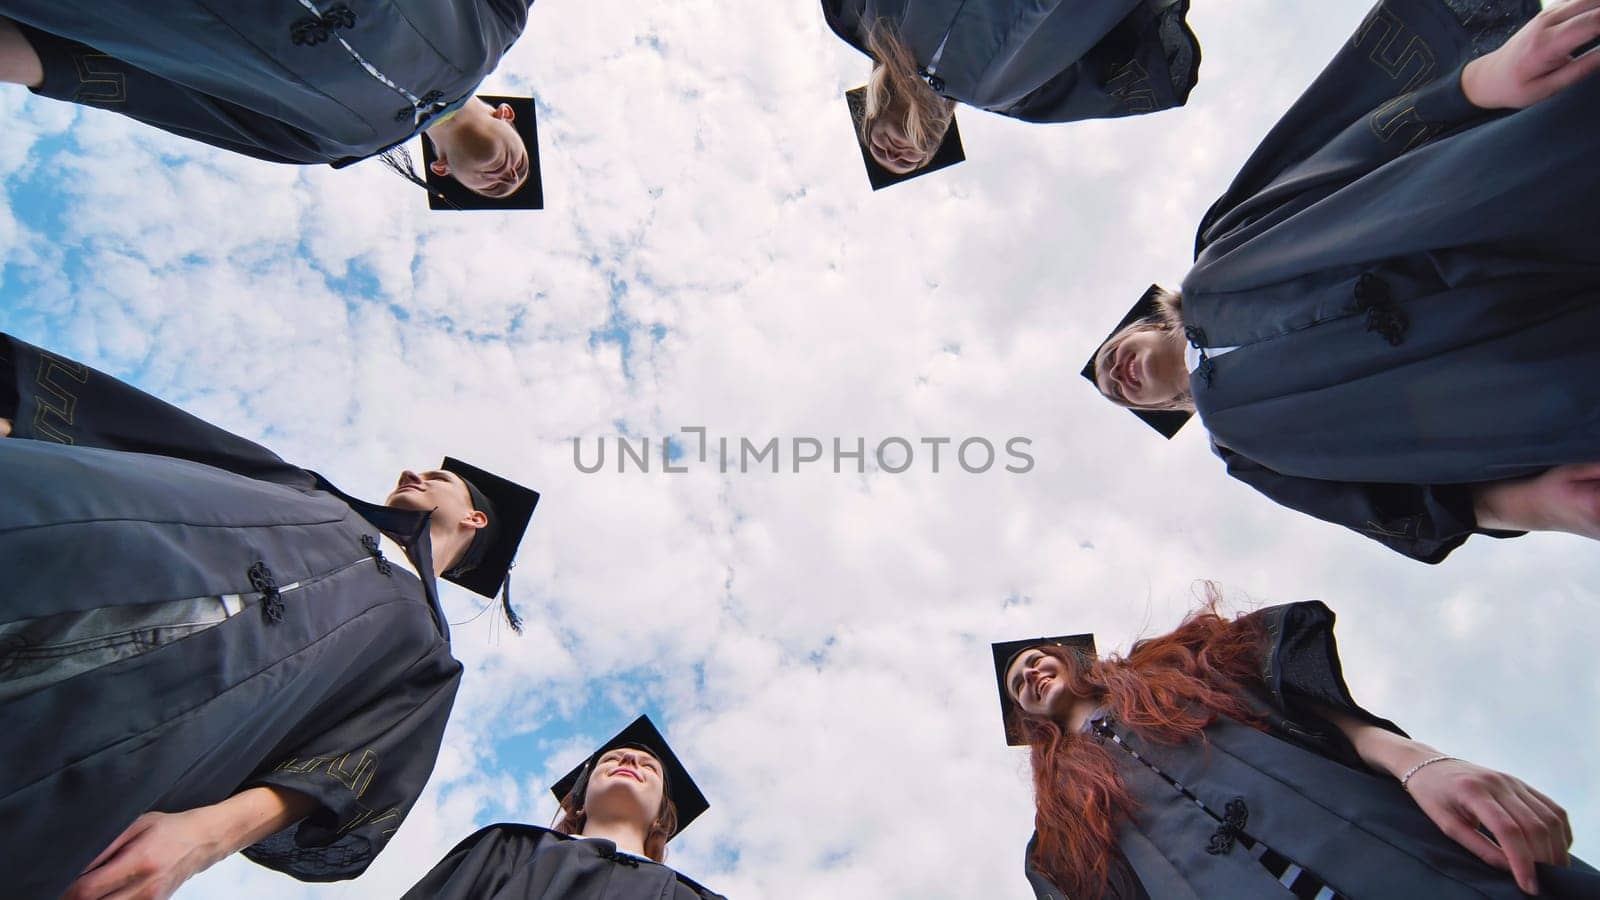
<box><xmin>401</xmin><ymin>716</ymin><xmax>725</xmax><ymax>900</ymax></box>
<box><xmin>821</xmin><ymin>0</ymin><xmax>1200</xmax><ymax>174</ymax></box>
<box><xmin>996</xmin><ymin>598</ymin><xmax>1598</xmax><ymax>899</ymax></box>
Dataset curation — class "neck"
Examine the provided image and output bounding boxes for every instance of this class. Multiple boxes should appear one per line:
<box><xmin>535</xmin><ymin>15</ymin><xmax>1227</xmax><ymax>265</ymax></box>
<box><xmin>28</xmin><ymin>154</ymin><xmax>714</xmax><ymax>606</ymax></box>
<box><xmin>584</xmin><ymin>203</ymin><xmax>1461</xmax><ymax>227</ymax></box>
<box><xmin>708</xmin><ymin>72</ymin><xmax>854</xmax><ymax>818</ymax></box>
<box><xmin>427</xmin><ymin>519</ymin><xmax>471</xmax><ymax>578</ymax></box>
<box><xmin>1065</xmin><ymin>694</ymin><xmax>1102</xmax><ymax>733</ymax></box>
<box><xmin>579</xmin><ymin>814</ymin><xmax>651</xmax><ymax>858</ymax></box>
<box><xmin>1166</xmin><ymin>326</ymin><xmax>1193</xmax><ymax>397</ymax></box>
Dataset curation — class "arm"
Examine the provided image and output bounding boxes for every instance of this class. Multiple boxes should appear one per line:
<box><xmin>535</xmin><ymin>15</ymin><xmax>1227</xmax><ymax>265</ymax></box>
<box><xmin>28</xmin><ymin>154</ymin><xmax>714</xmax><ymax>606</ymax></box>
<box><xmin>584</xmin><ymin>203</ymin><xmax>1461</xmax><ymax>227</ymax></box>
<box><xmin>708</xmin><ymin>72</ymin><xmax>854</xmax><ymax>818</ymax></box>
<box><xmin>0</xmin><ymin>17</ymin><xmax>42</xmax><ymax>87</ymax></box>
<box><xmin>0</xmin><ymin>333</ymin><xmax>312</xmax><ymax>487</ymax></box>
<box><xmin>1258</xmin><ymin>603</ymin><xmax>1575</xmax><ymax>895</ymax></box>
<box><xmin>13</xmin><ymin>22</ymin><xmax>324</xmax><ymax>165</ymax></box>
<box><xmin>61</xmin><ymin>786</ymin><xmax>318</xmax><ymax>900</ymax></box>
<box><xmin>1460</xmin><ymin>0</ymin><xmax>1600</xmax><ymax>110</ymax></box>
<box><xmin>1216</xmin><ymin>443</ymin><xmax>1519</xmax><ymax>564</ymax></box>
<box><xmin>241</xmin><ymin>645</ymin><xmax>462</xmax><ymax>881</ymax></box>
<box><xmin>1314</xmin><ymin>706</ymin><xmax>1573</xmax><ymax>896</ymax></box>
<box><xmin>1473</xmin><ymin>463</ymin><xmax>1600</xmax><ymax>541</ymax></box>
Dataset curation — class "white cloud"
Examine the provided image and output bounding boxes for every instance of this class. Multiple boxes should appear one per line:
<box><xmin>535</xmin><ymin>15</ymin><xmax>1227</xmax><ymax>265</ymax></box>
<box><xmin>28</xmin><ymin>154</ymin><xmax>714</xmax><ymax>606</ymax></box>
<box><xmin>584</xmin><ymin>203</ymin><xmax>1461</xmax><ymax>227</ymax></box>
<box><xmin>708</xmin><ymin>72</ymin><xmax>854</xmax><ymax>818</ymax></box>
<box><xmin>5</xmin><ymin>1</ymin><xmax>1596</xmax><ymax>898</ymax></box>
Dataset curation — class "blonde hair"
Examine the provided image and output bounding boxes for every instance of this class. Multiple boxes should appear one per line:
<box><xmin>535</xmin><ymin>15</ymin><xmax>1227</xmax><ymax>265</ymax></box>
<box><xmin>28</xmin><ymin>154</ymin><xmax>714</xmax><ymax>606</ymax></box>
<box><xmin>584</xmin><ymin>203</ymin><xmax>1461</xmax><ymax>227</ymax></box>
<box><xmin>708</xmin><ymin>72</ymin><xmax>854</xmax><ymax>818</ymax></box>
<box><xmin>860</xmin><ymin>19</ymin><xmax>956</xmax><ymax>165</ymax></box>
<box><xmin>1093</xmin><ymin>287</ymin><xmax>1194</xmax><ymax>411</ymax></box>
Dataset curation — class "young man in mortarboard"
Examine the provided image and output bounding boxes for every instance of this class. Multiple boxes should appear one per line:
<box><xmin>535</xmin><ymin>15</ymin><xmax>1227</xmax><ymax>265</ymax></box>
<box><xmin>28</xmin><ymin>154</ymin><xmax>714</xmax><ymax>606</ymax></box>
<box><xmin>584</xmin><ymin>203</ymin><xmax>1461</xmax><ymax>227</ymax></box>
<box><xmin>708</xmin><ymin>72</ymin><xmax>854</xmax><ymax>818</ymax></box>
<box><xmin>402</xmin><ymin>715</ymin><xmax>727</xmax><ymax>900</ymax></box>
<box><xmin>0</xmin><ymin>4</ymin><xmax>538</xmax><ymax>204</ymax></box>
<box><xmin>0</xmin><ymin>332</ymin><xmax>538</xmax><ymax>899</ymax></box>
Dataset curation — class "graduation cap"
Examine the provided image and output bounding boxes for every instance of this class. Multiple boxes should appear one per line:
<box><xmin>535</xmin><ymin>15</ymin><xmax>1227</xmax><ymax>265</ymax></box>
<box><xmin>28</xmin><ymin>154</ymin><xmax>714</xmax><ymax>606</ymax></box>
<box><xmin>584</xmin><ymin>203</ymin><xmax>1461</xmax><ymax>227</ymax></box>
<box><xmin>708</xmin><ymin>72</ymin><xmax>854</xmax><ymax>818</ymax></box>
<box><xmin>439</xmin><ymin>457</ymin><xmax>540</xmax><ymax>629</ymax></box>
<box><xmin>1081</xmin><ymin>284</ymin><xmax>1193</xmax><ymax>439</ymax></box>
<box><xmin>845</xmin><ymin>86</ymin><xmax>964</xmax><ymax>190</ymax></box>
<box><xmin>992</xmin><ymin>633</ymin><xmax>1096</xmax><ymax>746</ymax></box>
<box><xmin>419</xmin><ymin>95</ymin><xmax>544</xmax><ymax>211</ymax></box>
<box><xmin>550</xmin><ymin>714</ymin><xmax>710</xmax><ymax>837</ymax></box>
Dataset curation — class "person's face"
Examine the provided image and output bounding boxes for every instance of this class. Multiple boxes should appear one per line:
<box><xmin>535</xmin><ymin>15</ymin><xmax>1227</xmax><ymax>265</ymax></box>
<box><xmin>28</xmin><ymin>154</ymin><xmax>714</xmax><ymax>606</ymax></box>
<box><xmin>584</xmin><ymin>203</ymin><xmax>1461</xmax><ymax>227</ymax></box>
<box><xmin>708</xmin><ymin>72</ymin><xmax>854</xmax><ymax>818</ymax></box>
<box><xmin>1096</xmin><ymin>327</ymin><xmax>1187</xmax><ymax>408</ymax></box>
<box><xmin>583</xmin><ymin>747</ymin><xmax>666</xmax><ymax>826</ymax></box>
<box><xmin>1005</xmin><ymin>647</ymin><xmax>1075</xmax><ymax>720</ymax></box>
<box><xmin>386</xmin><ymin>468</ymin><xmax>478</xmax><ymax>524</ymax></box>
<box><xmin>867</xmin><ymin>116</ymin><xmax>930</xmax><ymax>175</ymax></box>
<box><xmin>429</xmin><ymin>102</ymin><xmax>529</xmax><ymax>199</ymax></box>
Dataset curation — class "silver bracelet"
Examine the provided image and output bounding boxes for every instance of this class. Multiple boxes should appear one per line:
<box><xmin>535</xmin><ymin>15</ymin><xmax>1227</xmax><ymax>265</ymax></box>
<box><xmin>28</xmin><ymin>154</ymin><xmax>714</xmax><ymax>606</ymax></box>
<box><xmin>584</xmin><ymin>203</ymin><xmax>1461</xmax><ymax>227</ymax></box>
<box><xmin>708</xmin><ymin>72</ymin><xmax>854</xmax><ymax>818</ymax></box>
<box><xmin>1399</xmin><ymin>755</ymin><xmax>1461</xmax><ymax>790</ymax></box>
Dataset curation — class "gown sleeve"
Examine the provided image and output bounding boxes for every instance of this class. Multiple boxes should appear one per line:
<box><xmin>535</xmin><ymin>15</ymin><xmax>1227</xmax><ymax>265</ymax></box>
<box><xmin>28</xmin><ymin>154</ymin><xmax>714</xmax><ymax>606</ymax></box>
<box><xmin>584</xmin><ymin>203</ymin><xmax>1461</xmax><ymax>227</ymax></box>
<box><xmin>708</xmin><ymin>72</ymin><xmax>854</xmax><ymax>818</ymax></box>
<box><xmin>17</xmin><ymin>22</ymin><xmax>327</xmax><ymax>165</ymax></box>
<box><xmin>399</xmin><ymin>825</ymin><xmax>555</xmax><ymax>899</ymax></box>
<box><xmin>1000</xmin><ymin>0</ymin><xmax>1199</xmax><ymax>124</ymax></box>
<box><xmin>1191</xmin><ymin>0</ymin><xmax>1542</xmax><ymax>258</ymax></box>
<box><xmin>241</xmin><ymin>644</ymin><xmax>463</xmax><ymax>881</ymax></box>
<box><xmin>0</xmin><ymin>333</ymin><xmax>314</xmax><ymax>488</ymax></box>
<box><xmin>1214</xmin><ymin>441</ymin><xmax>1522</xmax><ymax>564</ymax></box>
<box><xmin>1255</xmin><ymin>601</ymin><xmax>1403</xmax><ymax>732</ymax></box>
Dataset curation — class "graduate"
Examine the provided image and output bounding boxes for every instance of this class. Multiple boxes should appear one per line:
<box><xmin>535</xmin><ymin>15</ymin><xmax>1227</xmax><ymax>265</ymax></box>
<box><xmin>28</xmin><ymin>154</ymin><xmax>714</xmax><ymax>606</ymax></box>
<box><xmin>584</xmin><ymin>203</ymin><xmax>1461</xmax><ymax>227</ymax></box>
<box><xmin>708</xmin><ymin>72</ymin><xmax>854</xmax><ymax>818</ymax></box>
<box><xmin>0</xmin><ymin>332</ymin><xmax>539</xmax><ymax>899</ymax></box>
<box><xmin>401</xmin><ymin>715</ymin><xmax>726</xmax><ymax>900</ymax></box>
<box><xmin>0</xmin><ymin>1</ymin><xmax>536</xmax><ymax>200</ymax></box>
<box><xmin>996</xmin><ymin>593</ymin><xmax>1599</xmax><ymax>899</ymax></box>
<box><xmin>1086</xmin><ymin>0</ymin><xmax>1600</xmax><ymax>562</ymax></box>
<box><xmin>821</xmin><ymin>0</ymin><xmax>1200</xmax><ymax>175</ymax></box>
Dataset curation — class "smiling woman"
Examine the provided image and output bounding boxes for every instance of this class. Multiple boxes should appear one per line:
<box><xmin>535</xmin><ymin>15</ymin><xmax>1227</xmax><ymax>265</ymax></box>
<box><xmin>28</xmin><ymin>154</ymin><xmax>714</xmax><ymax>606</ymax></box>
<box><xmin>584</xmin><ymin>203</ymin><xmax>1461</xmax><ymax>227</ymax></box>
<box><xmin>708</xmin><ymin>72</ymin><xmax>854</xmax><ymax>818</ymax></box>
<box><xmin>994</xmin><ymin>593</ymin><xmax>1599</xmax><ymax>900</ymax></box>
<box><xmin>401</xmin><ymin>715</ymin><xmax>725</xmax><ymax>900</ymax></box>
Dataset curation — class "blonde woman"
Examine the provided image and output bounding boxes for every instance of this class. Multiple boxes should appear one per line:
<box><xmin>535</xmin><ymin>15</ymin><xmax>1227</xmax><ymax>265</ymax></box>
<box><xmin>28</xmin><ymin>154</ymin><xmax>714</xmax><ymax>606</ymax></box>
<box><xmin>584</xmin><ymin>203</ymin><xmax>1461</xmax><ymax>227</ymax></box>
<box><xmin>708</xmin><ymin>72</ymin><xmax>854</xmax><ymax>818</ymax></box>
<box><xmin>822</xmin><ymin>0</ymin><xmax>1200</xmax><ymax>174</ymax></box>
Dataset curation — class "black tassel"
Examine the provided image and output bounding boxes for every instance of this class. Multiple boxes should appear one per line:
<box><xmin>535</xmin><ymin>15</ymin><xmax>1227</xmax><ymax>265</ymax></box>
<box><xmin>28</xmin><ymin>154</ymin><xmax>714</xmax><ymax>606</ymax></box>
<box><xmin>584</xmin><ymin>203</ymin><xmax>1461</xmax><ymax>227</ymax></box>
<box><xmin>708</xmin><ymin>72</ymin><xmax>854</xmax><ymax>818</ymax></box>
<box><xmin>379</xmin><ymin>145</ymin><xmax>431</xmax><ymax>191</ymax></box>
<box><xmin>378</xmin><ymin>146</ymin><xmax>462</xmax><ymax>210</ymax></box>
<box><xmin>500</xmin><ymin>567</ymin><xmax>523</xmax><ymax>634</ymax></box>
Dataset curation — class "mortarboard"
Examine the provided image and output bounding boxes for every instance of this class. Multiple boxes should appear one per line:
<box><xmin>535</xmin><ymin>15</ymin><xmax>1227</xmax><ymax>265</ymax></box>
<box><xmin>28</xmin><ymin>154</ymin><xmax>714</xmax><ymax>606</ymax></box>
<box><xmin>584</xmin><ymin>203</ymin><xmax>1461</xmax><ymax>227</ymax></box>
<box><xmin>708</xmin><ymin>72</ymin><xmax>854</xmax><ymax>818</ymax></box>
<box><xmin>420</xmin><ymin>95</ymin><xmax>545</xmax><ymax>211</ymax></box>
<box><xmin>1081</xmin><ymin>284</ymin><xmax>1193</xmax><ymax>439</ymax></box>
<box><xmin>845</xmin><ymin>86</ymin><xmax>964</xmax><ymax>191</ymax></box>
<box><xmin>439</xmin><ymin>457</ymin><xmax>540</xmax><ymax>630</ymax></box>
<box><xmin>550</xmin><ymin>714</ymin><xmax>710</xmax><ymax>836</ymax></box>
<box><xmin>992</xmin><ymin>633</ymin><xmax>1097</xmax><ymax>746</ymax></box>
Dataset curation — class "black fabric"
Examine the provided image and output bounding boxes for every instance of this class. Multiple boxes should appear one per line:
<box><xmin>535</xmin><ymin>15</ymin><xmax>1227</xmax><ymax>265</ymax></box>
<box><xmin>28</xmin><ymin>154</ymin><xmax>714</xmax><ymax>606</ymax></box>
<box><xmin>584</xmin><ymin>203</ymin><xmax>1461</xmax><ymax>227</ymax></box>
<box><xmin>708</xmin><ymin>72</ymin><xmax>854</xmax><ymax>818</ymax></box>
<box><xmin>5</xmin><ymin>0</ymin><xmax>533</xmax><ymax>165</ymax></box>
<box><xmin>22</xmin><ymin>23</ymin><xmax>328</xmax><ymax>164</ymax></box>
<box><xmin>0</xmin><ymin>334</ymin><xmax>462</xmax><ymax>894</ymax></box>
<box><xmin>1170</xmin><ymin>0</ymin><xmax>1596</xmax><ymax>562</ymax></box>
<box><xmin>400</xmin><ymin>824</ymin><xmax>726</xmax><ymax>900</ymax></box>
<box><xmin>821</xmin><ymin>0</ymin><xmax>1199</xmax><ymax>124</ymax></box>
<box><xmin>1215</xmin><ymin>446</ymin><xmax>1522</xmax><ymax>564</ymax></box>
<box><xmin>0</xmin><ymin>335</ymin><xmax>15</xmax><ymax>420</ymax></box>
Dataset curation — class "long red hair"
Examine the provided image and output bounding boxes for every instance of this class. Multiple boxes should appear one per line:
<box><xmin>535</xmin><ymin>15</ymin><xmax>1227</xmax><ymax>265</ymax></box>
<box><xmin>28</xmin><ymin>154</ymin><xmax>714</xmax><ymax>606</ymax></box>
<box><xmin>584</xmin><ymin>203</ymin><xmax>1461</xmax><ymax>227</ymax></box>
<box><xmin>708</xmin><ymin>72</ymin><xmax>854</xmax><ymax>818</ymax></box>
<box><xmin>1019</xmin><ymin>592</ymin><xmax>1268</xmax><ymax>898</ymax></box>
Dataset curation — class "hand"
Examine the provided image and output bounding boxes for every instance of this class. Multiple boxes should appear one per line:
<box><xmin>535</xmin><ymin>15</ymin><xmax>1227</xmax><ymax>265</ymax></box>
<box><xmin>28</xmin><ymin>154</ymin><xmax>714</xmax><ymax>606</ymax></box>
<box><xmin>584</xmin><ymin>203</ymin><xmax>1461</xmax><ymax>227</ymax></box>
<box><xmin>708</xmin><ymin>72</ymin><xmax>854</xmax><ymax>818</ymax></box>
<box><xmin>1461</xmin><ymin>0</ymin><xmax>1600</xmax><ymax>109</ymax></box>
<box><xmin>62</xmin><ymin>810</ymin><xmax>226</xmax><ymax>900</ymax></box>
<box><xmin>1473</xmin><ymin>463</ymin><xmax>1600</xmax><ymax>538</ymax></box>
<box><xmin>1404</xmin><ymin>758</ymin><xmax>1573</xmax><ymax>895</ymax></box>
<box><xmin>0</xmin><ymin>416</ymin><xmax>10</xmax><ymax>437</ymax></box>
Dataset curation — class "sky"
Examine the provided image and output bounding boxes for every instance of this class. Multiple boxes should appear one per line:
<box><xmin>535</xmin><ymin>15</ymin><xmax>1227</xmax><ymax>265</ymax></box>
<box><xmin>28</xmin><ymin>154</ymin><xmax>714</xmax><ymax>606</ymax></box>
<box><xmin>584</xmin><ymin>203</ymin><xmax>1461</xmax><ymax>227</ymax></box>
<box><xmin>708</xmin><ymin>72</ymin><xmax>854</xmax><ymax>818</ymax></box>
<box><xmin>3</xmin><ymin>1</ymin><xmax>1597</xmax><ymax>898</ymax></box>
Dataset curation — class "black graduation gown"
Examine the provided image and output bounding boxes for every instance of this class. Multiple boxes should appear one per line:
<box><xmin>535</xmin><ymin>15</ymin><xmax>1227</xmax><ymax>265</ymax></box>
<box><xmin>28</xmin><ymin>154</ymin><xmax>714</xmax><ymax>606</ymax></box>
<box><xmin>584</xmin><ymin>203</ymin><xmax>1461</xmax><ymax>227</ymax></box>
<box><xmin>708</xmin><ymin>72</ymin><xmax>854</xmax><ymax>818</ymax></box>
<box><xmin>1175</xmin><ymin>0</ymin><xmax>1599</xmax><ymax>562</ymax></box>
<box><xmin>0</xmin><ymin>334</ymin><xmax>463</xmax><ymax>898</ymax></box>
<box><xmin>1022</xmin><ymin>601</ymin><xmax>1600</xmax><ymax>899</ymax></box>
<box><xmin>400</xmin><ymin>824</ymin><xmax>728</xmax><ymax>900</ymax></box>
<box><xmin>5</xmin><ymin>0</ymin><xmax>532</xmax><ymax>166</ymax></box>
<box><xmin>820</xmin><ymin>0</ymin><xmax>1199</xmax><ymax>123</ymax></box>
